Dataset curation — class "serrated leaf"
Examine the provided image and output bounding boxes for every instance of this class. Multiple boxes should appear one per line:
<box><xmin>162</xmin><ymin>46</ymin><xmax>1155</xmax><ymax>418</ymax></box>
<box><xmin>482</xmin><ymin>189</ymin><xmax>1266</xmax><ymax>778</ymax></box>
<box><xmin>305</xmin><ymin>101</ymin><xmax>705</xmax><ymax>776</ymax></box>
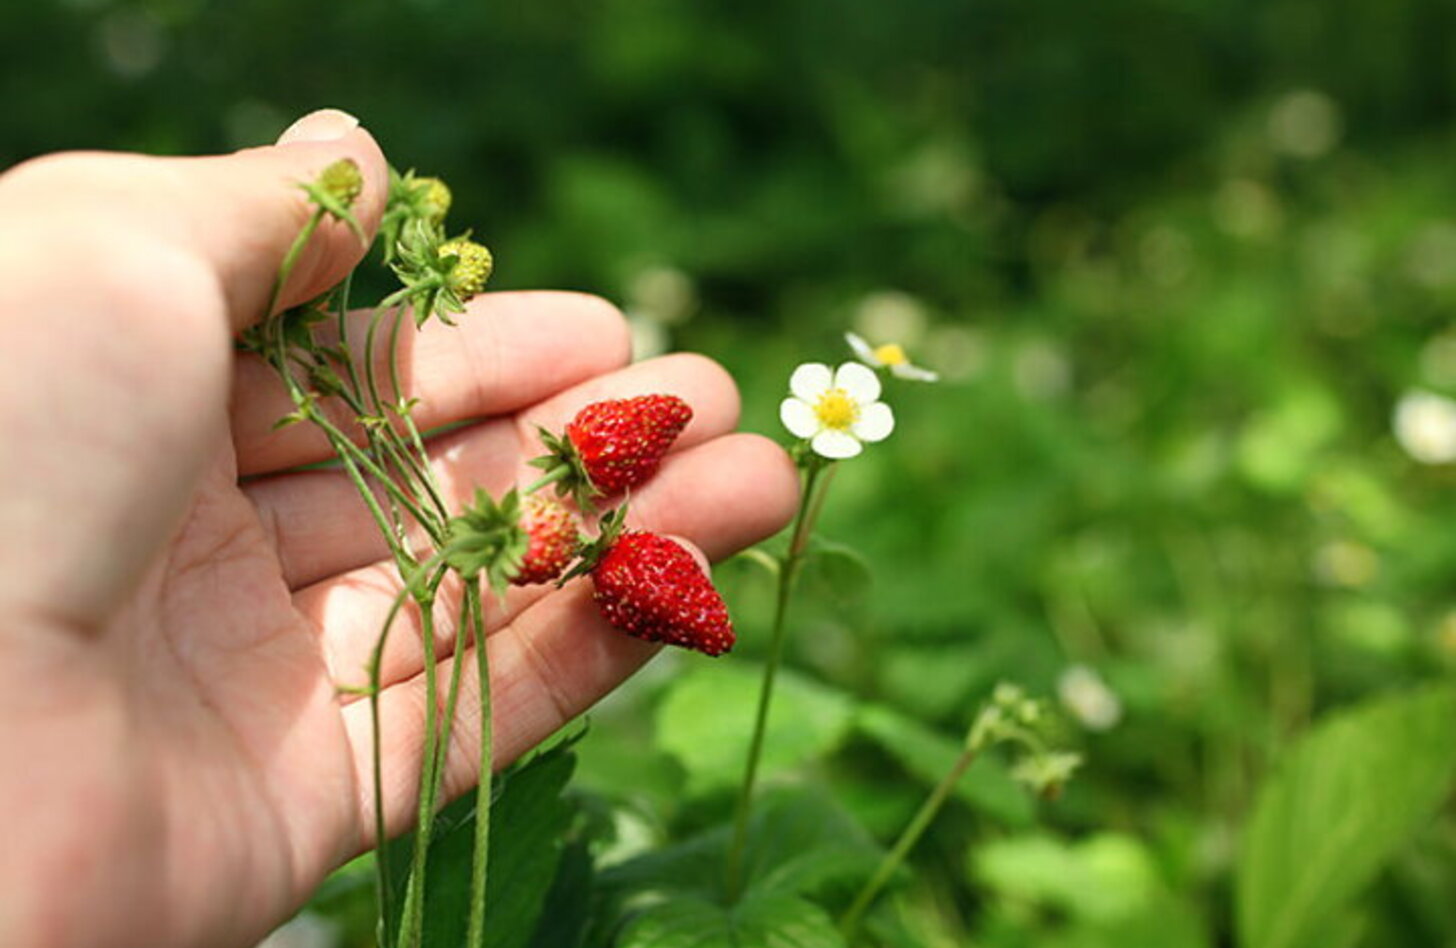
<box><xmin>1236</xmin><ymin>684</ymin><xmax>1456</xmax><ymax>948</ymax></box>
<box><xmin>655</xmin><ymin>664</ymin><xmax>855</xmax><ymax>796</ymax></box>
<box><xmin>616</xmin><ymin>891</ymin><xmax>845</xmax><ymax>948</ymax></box>
<box><xmin>384</xmin><ymin>744</ymin><xmax>578</xmax><ymax>948</ymax></box>
<box><xmin>856</xmin><ymin>704</ymin><xmax>1033</xmax><ymax>828</ymax></box>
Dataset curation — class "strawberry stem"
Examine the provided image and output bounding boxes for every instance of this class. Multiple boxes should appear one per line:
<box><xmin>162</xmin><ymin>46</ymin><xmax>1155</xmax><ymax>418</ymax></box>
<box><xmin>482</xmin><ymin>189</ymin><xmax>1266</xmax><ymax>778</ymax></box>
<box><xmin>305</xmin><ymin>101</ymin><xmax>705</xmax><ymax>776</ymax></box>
<box><xmin>465</xmin><ymin>582</ymin><xmax>494</xmax><ymax>947</ymax></box>
<box><xmin>524</xmin><ymin>463</ymin><xmax>572</xmax><ymax>495</ymax></box>
<box><xmin>725</xmin><ymin>455</ymin><xmax>836</xmax><ymax>901</ymax></box>
<box><xmin>838</xmin><ymin>735</ymin><xmax>982</xmax><ymax>939</ymax></box>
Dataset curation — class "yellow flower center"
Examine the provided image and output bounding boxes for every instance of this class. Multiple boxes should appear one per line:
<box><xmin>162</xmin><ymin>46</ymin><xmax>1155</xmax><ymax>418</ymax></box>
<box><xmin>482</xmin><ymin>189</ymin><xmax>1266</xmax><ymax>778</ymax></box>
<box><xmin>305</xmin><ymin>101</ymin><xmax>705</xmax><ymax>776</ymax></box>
<box><xmin>814</xmin><ymin>388</ymin><xmax>859</xmax><ymax>431</ymax></box>
<box><xmin>872</xmin><ymin>343</ymin><xmax>908</xmax><ymax>366</ymax></box>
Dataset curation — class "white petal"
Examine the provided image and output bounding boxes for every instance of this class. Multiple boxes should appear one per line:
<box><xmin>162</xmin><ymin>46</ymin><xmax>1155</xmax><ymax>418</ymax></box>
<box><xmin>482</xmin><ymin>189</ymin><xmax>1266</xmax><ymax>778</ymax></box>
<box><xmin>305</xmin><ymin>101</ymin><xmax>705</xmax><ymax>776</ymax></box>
<box><xmin>780</xmin><ymin>398</ymin><xmax>821</xmax><ymax>438</ymax></box>
<box><xmin>852</xmin><ymin>402</ymin><xmax>894</xmax><ymax>442</ymax></box>
<box><xmin>789</xmin><ymin>363</ymin><xmax>833</xmax><ymax>402</ymax></box>
<box><xmin>891</xmin><ymin>363</ymin><xmax>939</xmax><ymax>383</ymax></box>
<box><xmin>845</xmin><ymin>332</ymin><xmax>880</xmax><ymax>366</ymax></box>
<box><xmin>812</xmin><ymin>429</ymin><xmax>863</xmax><ymax>459</ymax></box>
<box><xmin>834</xmin><ymin>361</ymin><xmax>882</xmax><ymax>404</ymax></box>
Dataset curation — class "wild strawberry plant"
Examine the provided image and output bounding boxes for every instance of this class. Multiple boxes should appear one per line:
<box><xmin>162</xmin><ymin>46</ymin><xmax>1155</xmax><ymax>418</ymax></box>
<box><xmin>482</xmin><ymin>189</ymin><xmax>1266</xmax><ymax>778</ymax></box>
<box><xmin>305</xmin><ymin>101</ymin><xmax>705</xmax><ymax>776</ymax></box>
<box><xmin>262</xmin><ymin>159</ymin><xmax>1078</xmax><ymax>948</ymax></box>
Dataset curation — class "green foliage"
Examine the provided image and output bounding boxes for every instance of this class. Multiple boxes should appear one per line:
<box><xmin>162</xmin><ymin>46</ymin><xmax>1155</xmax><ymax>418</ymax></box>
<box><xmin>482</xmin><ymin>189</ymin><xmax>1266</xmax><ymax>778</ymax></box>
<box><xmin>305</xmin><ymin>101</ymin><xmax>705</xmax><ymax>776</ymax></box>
<box><xmin>616</xmin><ymin>893</ymin><xmax>844</xmax><ymax>948</ymax></box>
<box><xmin>384</xmin><ymin>744</ymin><xmax>579</xmax><ymax>948</ymax></box>
<box><xmin>856</xmin><ymin>703</ymin><xmax>1033</xmax><ymax>828</ymax></box>
<box><xmin>1237</xmin><ymin>685</ymin><xmax>1456</xmax><ymax>948</ymax></box>
<box><xmin>596</xmin><ymin>787</ymin><xmax>881</xmax><ymax>942</ymax></box>
<box><xmin>24</xmin><ymin>1</ymin><xmax>1456</xmax><ymax>944</ymax></box>
<box><xmin>655</xmin><ymin>664</ymin><xmax>856</xmax><ymax>796</ymax></box>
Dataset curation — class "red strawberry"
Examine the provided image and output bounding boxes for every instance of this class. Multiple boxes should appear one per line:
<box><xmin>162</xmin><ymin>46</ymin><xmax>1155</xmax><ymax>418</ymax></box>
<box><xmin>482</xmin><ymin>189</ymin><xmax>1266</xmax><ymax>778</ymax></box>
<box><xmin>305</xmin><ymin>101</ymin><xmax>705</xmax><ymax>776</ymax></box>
<box><xmin>531</xmin><ymin>394</ymin><xmax>692</xmax><ymax>508</ymax></box>
<box><xmin>512</xmin><ymin>494</ymin><xmax>580</xmax><ymax>586</ymax></box>
<box><xmin>590</xmin><ymin>530</ymin><xmax>734</xmax><ymax>656</ymax></box>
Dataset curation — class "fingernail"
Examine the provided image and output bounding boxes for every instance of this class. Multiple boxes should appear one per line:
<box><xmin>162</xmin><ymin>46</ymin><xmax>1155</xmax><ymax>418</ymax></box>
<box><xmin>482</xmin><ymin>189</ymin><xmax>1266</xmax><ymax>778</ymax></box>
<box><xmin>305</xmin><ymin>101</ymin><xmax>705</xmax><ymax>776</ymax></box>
<box><xmin>277</xmin><ymin>109</ymin><xmax>361</xmax><ymax>145</ymax></box>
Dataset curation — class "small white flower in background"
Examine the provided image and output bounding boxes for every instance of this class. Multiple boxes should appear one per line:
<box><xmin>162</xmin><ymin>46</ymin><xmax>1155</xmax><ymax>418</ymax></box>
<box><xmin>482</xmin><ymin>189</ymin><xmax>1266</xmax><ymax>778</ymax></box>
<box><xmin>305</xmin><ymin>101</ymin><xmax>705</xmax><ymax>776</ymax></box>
<box><xmin>1394</xmin><ymin>390</ymin><xmax>1456</xmax><ymax>464</ymax></box>
<box><xmin>1057</xmin><ymin>664</ymin><xmax>1122</xmax><ymax>732</ymax></box>
<box><xmin>780</xmin><ymin>362</ymin><xmax>895</xmax><ymax>459</ymax></box>
<box><xmin>846</xmin><ymin>332</ymin><xmax>940</xmax><ymax>382</ymax></box>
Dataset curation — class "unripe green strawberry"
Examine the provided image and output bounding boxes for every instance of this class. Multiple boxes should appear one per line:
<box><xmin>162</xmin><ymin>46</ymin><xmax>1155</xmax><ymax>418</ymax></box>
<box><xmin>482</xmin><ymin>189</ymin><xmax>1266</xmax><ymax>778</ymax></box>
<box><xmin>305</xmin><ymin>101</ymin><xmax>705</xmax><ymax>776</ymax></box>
<box><xmin>512</xmin><ymin>494</ymin><xmax>579</xmax><ymax>586</ymax></box>
<box><xmin>438</xmin><ymin>238</ymin><xmax>493</xmax><ymax>300</ymax></box>
<box><xmin>318</xmin><ymin>158</ymin><xmax>364</xmax><ymax>208</ymax></box>
<box><xmin>532</xmin><ymin>395</ymin><xmax>692</xmax><ymax>509</ymax></box>
<box><xmin>417</xmin><ymin>176</ymin><xmax>451</xmax><ymax>224</ymax></box>
<box><xmin>590</xmin><ymin>530</ymin><xmax>734</xmax><ymax>656</ymax></box>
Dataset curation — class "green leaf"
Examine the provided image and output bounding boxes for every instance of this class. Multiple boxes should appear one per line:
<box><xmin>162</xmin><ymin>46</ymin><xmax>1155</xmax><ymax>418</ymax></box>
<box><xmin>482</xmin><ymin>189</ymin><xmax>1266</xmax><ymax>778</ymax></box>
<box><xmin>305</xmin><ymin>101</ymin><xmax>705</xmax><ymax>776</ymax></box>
<box><xmin>616</xmin><ymin>891</ymin><xmax>846</xmax><ymax>948</ymax></box>
<box><xmin>973</xmin><ymin>832</ymin><xmax>1160</xmax><ymax>924</ymax></box>
<box><xmin>384</xmin><ymin>744</ymin><xmax>579</xmax><ymax>948</ymax></box>
<box><xmin>1236</xmin><ymin>684</ymin><xmax>1456</xmax><ymax>948</ymax></box>
<box><xmin>798</xmin><ymin>538</ymin><xmax>872</xmax><ymax>606</ymax></box>
<box><xmin>655</xmin><ymin>664</ymin><xmax>855</xmax><ymax>796</ymax></box>
<box><xmin>599</xmin><ymin>787</ymin><xmax>881</xmax><ymax>906</ymax></box>
<box><xmin>526</xmin><ymin>840</ymin><xmax>594</xmax><ymax>948</ymax></box>
<box><xmin>855</xmin><ymin>704</ymin><xmax>1034</xmax><ymax>828</ymax></box>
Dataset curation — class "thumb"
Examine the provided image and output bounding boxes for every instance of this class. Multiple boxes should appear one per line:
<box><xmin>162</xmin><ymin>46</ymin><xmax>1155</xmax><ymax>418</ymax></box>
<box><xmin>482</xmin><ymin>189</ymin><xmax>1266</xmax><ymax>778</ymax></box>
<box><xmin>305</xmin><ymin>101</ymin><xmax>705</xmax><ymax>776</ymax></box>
<box><xmin>160</xmin><ymin>107</ymin><xmax>390</xmax><ymax>327</ymax></box>
<box><xmin>0</xmin><ymin>107</ymin><xmax>388</xmax><ymax>330</ymax></box>
<box><xmin>0</xmin><ymin>110</ymin><xmax>388</xmax><ymax>629</ymax></box>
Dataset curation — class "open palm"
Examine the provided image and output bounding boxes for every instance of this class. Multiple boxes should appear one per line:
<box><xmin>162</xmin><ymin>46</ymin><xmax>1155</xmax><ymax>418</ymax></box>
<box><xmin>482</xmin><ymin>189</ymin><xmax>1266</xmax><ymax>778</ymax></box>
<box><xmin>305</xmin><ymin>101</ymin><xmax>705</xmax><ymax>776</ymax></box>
<box><xmin>0</xmin><ymin>112</ymin><xmax>796</xmax><ymax>948</ymax></box>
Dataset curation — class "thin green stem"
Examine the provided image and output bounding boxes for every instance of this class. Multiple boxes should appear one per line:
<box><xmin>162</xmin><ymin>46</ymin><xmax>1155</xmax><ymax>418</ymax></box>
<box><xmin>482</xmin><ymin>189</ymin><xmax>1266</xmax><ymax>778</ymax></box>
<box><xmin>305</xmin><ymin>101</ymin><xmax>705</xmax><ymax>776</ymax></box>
<box><xmin>364</xmin><ymin>304</ymin><xmax>390</xmax><ymax>419</ymax></box>
<box><xmin>839</xmin><ymin>743</ymin><xmax>981</xmax><ymax>940</ymax></box>
<box><xmin>523</xmin><ymin>465</ymin><xmax>572</xmax><ymax>496</ymax></box>
<box><xmin>334</xmin><ymin>272</ymin><xmax>365</xmax><ymax>404</ymax></box>
<box><xmin>266</xmin><ymin>209</ymin><xmax>324</xmax><ymax>318</ymax></box>
<box><xmin>466</xmin><ymin>582</ymin><xmax>494</xmax><ymax>947</ymax></box>
<box><xmin>305</xmin><ymin>408</ymin><xmax>441</xmax><ymax>542</ymax></box>
<box><xmin>399</xmin><ymin>587</ymin><xmax>445</xmax><ymax>948</ymax></box>
<box><xmin>267</xmin><ymin>305</ymin><xmax>424</xmax><ymax>559</ymax></box>
<box><xmin>387</xmin><ymin>304</ymin><xmax>450</xmax><ymax>519</ymax></box>
<box><xmin>724</xmin><ymin>456</ymin><xmax>832</xmax><ymax>900</ymax></box>
<box><xmin>430</xmin><ymin>590</ymin><xmax>473</xmax><ymax>788</ymax></box>
<box><xmin>368</xmin><ymin>557</ymin><xmax>446</xmax><ymax>948</ymax></box>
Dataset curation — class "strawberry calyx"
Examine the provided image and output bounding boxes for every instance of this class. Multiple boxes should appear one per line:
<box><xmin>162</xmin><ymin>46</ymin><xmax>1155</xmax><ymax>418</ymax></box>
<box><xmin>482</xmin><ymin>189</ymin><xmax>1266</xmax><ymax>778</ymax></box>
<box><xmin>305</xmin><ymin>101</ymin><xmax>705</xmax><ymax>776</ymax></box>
<box><xmin>442</xmin><ymin>487</ymin><xmax>530</xmax><ymax>598</ymax></box>
<box><xmin>557</xmin><ymin>504</ymin><xmax>629</xmax><ymax>585</ymax></box>
<box><xmin>528</xmin><ymin>426</ymin><xmax>603</xmax><ymax>512</ymax></box>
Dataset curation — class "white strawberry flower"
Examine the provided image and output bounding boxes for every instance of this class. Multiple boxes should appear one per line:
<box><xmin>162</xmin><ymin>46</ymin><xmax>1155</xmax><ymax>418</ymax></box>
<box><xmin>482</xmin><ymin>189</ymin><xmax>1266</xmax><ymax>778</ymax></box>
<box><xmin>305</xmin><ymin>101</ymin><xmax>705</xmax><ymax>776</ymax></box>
<box><xmin>846</xmin><ymin>331</ymin><xmax>939</xmax><ymax>382</ymax></box>
<box><xmin>780</xmin><ymin>362</ymin><xmax>895</xmax><ymax>459</ymax></box>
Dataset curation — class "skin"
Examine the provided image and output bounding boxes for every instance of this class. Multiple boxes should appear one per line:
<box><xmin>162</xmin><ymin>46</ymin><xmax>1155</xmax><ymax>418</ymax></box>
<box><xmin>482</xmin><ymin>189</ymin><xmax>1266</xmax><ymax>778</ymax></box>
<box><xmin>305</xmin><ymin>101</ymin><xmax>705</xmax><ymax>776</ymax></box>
<box><xmin>0</xmin><ymin>110</ymin><xmax>799</xmax><ymax>948</ymax></box>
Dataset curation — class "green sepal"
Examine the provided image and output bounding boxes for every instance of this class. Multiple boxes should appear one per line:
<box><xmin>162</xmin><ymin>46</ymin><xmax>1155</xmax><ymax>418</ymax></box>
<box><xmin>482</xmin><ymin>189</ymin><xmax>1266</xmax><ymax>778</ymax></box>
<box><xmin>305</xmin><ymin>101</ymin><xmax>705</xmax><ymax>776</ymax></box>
<box><xmin>299</xmin><ymin>178</ymin><xmax>366</xmax><ymax>244</ymax></box>
<box><xmin>556</xmin><ymin>503</ymin><xmax>629</xmax><ymax>585</ymax></box>
<box><xmin>442</xmin><ymin>488</ymin><xmax>529</xmax><ymax>601</ymax></box>
<box><xmin>528</xmin><ymin>426</ymin><xmax>602</xmax><ymax>512</ymax></box>
<box><xmin>386</xmin><ymin>218</ymin><xmax>476</xmax><ymax>327</ymax></box>
<box><xmin>271</xmin><ymin>411</ymin><xmax>307</xmax><ymax>431</ymax></box>
<box><xmin>379</xmin><ymin>167</ymin><xmax>451</xmax><ymax>265</ymax></box>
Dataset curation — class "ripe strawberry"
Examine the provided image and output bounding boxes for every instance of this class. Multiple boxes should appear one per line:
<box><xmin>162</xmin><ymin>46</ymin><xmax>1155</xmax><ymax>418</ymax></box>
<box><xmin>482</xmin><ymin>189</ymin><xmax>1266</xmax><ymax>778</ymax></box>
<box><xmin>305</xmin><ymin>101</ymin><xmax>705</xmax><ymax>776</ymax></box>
<box><xmin>531</xmin><ymin>394</ymin><xmax>692</xmax><ymax>508</ymax></box>
<box><xmin>511</xmin><ymin>494</ymin><xmax>580</xmax><ymax>586</ymax></box>
<box><xmin>590</xmin><ymin>530</ymin><xmax>734</xmax><ymax>656</ymax></box>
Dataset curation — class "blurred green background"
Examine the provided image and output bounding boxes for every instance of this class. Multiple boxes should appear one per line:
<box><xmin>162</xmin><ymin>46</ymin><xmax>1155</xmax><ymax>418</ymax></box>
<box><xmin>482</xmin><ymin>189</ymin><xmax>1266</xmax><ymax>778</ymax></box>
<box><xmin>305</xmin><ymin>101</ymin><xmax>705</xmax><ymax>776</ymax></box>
<box><xmin>7</xmin><ymin>1</ymin><xmax>1456</xmax><ymax>945</ymax></box>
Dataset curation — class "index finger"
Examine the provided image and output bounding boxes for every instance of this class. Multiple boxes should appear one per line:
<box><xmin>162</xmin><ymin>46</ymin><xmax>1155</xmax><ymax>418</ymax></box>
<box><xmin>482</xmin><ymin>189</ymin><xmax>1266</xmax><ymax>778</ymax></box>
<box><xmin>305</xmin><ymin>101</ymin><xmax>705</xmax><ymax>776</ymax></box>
<box><xmin>232</xmin><ymin>290</ymin><xmax>632</xmax><ymax>475</ymax></box>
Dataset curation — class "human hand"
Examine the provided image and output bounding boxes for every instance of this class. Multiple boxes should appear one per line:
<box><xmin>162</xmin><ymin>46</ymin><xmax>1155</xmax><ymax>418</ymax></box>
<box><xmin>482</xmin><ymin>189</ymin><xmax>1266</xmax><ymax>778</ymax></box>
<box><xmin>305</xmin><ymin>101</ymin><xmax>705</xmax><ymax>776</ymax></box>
<box><xmin>0</xmin><ymin>109</ymin><xmax>797</xmax><ymax>948</ymax></box>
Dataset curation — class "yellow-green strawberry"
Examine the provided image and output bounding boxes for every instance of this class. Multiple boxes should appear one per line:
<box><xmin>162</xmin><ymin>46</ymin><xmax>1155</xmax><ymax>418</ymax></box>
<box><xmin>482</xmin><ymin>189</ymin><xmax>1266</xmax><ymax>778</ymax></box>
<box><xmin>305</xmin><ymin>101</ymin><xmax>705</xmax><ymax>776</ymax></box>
<box><xmin>511</xmin><ymin>494</ymin><xmax>580</xmax><ymax>586</ymax></box>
